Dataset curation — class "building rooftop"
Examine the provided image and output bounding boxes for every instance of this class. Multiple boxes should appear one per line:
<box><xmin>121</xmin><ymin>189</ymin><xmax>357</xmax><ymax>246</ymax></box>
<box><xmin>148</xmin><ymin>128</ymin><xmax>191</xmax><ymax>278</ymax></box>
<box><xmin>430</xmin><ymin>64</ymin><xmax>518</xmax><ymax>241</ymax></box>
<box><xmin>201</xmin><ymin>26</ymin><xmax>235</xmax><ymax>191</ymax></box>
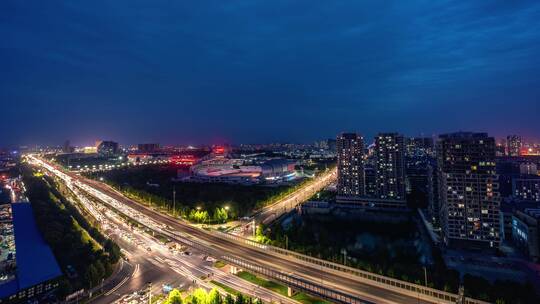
<box><xmin>0</xmin><ymin>203</ymin><xmax>62</xmax><ymax>299</ymax></box>
<box><xmin>439</xmin><ymin>132</ymin><xmax>489</xmax><ymax>139</ymax></box>
<box><xmin>524</xmin><ymin>208</ymin><xmax>540</xmax><ymax>219</ymax></box>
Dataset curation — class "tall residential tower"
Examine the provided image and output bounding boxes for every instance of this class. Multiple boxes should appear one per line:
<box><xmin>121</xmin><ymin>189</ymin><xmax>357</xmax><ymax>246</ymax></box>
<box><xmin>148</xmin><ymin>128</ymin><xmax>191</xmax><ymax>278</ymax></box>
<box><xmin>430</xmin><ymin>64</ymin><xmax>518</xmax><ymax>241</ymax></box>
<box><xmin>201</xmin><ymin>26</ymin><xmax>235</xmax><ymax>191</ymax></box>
<box><xmin>336</xmin><ymin>133</ymin><xmax>365</xmax><ymax>197</ymax></box>
<box><xmin>506</xmin><ymin>135</ymin><xmax>522</xmax><ymax>157</ymax></box>
<box><xmin>438</xmin><ymin>132</ymin><xmax>501</xmax><ymax>249</ymax></box>
<box><xmin>375</xmin><ymin>133</ymin><xmax>406</xmax><ymax>202</ymax></box>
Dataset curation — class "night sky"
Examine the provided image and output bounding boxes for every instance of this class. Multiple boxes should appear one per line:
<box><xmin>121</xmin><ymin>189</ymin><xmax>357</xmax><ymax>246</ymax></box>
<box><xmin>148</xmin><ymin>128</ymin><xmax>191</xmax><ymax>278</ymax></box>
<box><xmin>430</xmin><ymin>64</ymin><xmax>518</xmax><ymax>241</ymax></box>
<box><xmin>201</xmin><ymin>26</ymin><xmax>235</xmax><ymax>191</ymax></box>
<box><xmin>2</xmin><ymin>1</ymin><xmax>540</xmax><ymax>146</ymax></box>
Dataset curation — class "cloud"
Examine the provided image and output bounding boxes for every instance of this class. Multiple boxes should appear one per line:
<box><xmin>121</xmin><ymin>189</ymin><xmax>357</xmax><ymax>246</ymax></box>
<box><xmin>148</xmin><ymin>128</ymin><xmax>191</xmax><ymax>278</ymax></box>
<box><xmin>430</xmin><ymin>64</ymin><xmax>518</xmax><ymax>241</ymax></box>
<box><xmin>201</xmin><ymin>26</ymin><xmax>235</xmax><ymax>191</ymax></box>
<box><xmin>1</xmin><ymin>0</ymin><xmax>539</xmax><ymax>145</ymax></box>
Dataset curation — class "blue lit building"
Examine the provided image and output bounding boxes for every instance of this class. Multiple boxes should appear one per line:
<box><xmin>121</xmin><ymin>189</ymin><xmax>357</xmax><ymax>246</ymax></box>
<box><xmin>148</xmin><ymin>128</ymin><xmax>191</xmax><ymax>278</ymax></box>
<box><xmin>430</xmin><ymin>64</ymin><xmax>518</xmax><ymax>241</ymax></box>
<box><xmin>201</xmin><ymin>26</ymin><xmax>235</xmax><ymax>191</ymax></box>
<box><xmin>511</xmin><ymin>208</ymin><xmax>540</xmax><ymax>262</ymax></box>
<box><xmin>0</xmin><ymin>203</ymin><xmax>62</xmax><ymax>303</ymax></box>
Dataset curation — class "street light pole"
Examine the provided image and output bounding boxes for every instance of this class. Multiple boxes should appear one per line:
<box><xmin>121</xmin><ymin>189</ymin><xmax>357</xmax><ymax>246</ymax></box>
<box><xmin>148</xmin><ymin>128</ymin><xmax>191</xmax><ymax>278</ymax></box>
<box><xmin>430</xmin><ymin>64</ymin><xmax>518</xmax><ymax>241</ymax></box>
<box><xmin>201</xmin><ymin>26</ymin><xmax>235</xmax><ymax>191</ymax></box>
<box><xmin>173</xmin><ymin>185</ymin><xmax>176</xmax><ymax>217</ymax></box>
<box><xmin>148</xmin><ymin>282</ymin><xmax>152</xmax><ymax>304</ymax></box>
<box><xmin>341</xmin><ymin>249</ymin><xmax>347</xmax><ymax>266</ymax></box>
<box><xmin>423</xmin><ymin>266</ymin><xmax>428</xmax><ymax>287</ymax></box>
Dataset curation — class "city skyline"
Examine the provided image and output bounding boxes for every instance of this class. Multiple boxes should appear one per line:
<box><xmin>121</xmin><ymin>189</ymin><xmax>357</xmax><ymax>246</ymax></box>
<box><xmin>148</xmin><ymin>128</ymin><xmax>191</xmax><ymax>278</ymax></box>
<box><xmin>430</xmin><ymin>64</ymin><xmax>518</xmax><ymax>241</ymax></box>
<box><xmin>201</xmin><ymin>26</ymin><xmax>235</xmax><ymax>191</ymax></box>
<box><xmin>2</xmin><ymin>1</ymin><xmax>540</xmax><ymax>146</ymax></box>
<box><xmin>3</xmin><ymin>2</ymin><xmax>540</xmax><ymax>303</ymax></box>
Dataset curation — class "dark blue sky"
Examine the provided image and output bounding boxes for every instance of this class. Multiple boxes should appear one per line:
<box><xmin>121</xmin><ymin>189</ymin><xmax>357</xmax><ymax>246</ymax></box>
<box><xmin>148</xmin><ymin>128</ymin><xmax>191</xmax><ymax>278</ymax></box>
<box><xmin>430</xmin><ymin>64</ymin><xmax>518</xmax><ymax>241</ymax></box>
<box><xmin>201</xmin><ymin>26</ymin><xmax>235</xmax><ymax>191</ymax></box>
<box><xmin>2</xmin><ymin>1</ymin><xmax>540</xmax><ymax>146</ymax></box>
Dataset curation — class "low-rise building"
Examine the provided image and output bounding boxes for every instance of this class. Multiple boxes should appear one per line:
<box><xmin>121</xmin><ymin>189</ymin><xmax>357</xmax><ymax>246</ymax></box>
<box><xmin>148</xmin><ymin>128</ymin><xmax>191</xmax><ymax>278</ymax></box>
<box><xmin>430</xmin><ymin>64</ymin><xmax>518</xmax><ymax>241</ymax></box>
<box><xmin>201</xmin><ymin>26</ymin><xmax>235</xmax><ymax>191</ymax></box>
<box><xmin>512</xmin><ymin>208</ymin><xmax>540</xmax><ymax>262</ymax></box>
<box><xmin>96</xmin><ymin>140</ymin><xmax>119</xmax><ymax>157</ymax></box>
<box><xmin>513</xmin><ymin>176</ymin><xmax>540</xmax><ymax>202</ymax></box>
<box><xmin>189</xmin><ymin>158</ymin><xmax>297</xmax><ymax>185</ymax></box>
<box><xmin>0</xmin><ymin>203</ymin><xmax>62</xmax><ymax>303</ymax></box>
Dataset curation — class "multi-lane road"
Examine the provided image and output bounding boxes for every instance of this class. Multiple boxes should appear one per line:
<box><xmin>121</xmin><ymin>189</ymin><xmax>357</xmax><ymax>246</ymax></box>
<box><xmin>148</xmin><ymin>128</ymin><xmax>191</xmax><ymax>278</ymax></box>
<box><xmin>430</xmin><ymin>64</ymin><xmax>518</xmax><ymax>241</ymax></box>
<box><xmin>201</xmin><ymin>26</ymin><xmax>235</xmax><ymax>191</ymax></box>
<box><xmin>83</xmin><ymin>179</ymin><xmax>432</xmax><ymax>304</ymax></box>
<box><xmin>254</xmin><ymin>168</ymin><xmax>336</xmax><ymax>225</ymax></box>
<box><xmin>31</xmin><ymin>156</ymin><xmax>483</xmax><ymax>304</ymax></box>
<box><xmin>30</xmin><ymin>156</ymin><xmax>299</xmax><ymax>304</ymax></box>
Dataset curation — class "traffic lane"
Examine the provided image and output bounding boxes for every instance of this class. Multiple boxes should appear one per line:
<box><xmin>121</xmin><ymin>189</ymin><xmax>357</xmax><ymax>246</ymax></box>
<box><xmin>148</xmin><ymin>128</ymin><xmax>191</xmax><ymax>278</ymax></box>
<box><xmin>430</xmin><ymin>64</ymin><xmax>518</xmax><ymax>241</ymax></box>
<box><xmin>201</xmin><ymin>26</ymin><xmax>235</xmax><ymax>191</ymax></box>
<box><xmin>92</xmin><ymin>242</ymin><xmax>197</xmax><ymax>303</ymax></box>
<box><xmin>183</xmin><ymin>235</ymin><xmax>415</xmax><ymax>304</ymax></box>
<box><xmin>94</xmin><ymin>188</ymin><xmax>430</xmax><ymax>304</ymax></box>
<box><xmin>111</xmin><ymin>203</ymin><xmax>420</xmax><ymax>304</ymax></box>
<box><xmin>211</xmin><ymin>271</ymin><xmax>299</xmax><ymax>304</ymax></box>
<box><xmin>43</xmin><ymin>160</ymin><xmax>429</xmax><ymax>304</ymax></box>
<box><xmin>90</xmin><ymin>260</ymin><xmax>134</xmax><ymax>304</ymax></box>
<box><xmin>91</xmin><ymin>215</ymin><xmax>195</xmax><ymax>302</ymax></box>
<box><xmin>82</xmin><ymin>177</ymin><xmax>434</xmax><ymax>304</ymax></box>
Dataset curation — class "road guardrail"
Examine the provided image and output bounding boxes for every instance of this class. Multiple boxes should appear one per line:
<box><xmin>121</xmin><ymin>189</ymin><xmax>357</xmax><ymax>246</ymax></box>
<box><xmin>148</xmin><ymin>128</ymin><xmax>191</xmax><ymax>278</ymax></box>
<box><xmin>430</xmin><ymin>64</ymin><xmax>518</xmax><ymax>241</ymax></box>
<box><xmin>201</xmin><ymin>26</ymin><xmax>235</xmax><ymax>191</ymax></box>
<box><xmin>216</xmin><ymin>232</ymin><xmax>489</xmax><ymax>304</ymax></box>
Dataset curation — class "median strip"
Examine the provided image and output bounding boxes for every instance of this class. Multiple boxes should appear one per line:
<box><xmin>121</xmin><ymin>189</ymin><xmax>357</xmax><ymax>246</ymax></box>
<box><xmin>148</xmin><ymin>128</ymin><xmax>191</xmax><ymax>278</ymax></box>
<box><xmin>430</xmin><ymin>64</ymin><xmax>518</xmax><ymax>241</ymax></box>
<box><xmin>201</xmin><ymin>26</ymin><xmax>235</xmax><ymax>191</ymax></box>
<box><xmin>209</xmin><ymin>280</ymin><xmax>242</xmax><ymax>296</ymax></box>
<box><xmin>236</xmin><ymin>271</ymin><xmax>331</xmax><ymax>304</ymax></box>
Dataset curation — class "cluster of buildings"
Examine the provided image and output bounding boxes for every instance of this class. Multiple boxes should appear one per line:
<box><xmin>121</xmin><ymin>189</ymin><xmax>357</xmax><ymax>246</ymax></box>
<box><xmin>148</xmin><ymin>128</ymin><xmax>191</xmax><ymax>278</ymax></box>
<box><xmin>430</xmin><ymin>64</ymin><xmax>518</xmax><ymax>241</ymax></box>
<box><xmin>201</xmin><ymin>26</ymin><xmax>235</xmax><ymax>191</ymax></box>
<box><xmin>181</xmin><ymin>145</ymin><xmax>298</xmax><ymax>185</ymax></box>
<box><xmin>336</xmin><ymin>131</ymin><xmax>540</xmax><ymax>256</ymax></box>
<box><xmin>498</xmin><ymin>135</ymin><xmax>540</xmax><ymax>157</ymax></box>
<box><xmin>0</xmin><ymin>176</ymin><xmax>61</xmax><ymax>303</ymax></box>
<box><xmin>63</xmin><ymin>140</ymin><xmax>120</xmax><ymax>156</ymax></box>
<box><xmin>54</xmin><ymin>140</ymin><xmax>330</xmax><ymax>187</ymax></box>
<box><xmin>188</xmin><ymin>157</ymin><xmax>297</xmax><ymax>185</ymax></box>
<box><xmin>0</xmin><ymin>203</ymin><xmax>62</xmax><ymax>303</ymax></box>
<box><xmin>0</xmin><ymin>205</ymin><xmax>15</xmax><ymax>287</ymax></box>
<box><xmin>0</xmin><ymin>171</ymin><xmax>62</xmax><ymax>303</ymax></box>
<box><xmin>336</xmin><ymin>133</ymin><xmax>409</xmax><ymax>212</ymax></box>
<box><xmin>126</xmin><ymin>144</ymin><xmax>209</xmax><ymax>166</ymax></box>
<box><xmin>0</xmin><ymin>154</ymin><xmax>16</xmax><ymax>175</ymax></box>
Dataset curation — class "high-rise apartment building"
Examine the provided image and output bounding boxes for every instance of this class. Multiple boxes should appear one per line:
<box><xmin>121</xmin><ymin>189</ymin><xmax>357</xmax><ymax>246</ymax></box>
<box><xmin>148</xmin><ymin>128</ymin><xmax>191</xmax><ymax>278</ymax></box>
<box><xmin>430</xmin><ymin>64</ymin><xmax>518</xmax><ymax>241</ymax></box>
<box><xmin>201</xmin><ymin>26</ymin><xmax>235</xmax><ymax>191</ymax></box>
<box><xmin>405</xmin><ymin>137</ymin><xmax>434</xmax><ymax>158</ymax></box>
<box><xmin>438</xmin><ymin>132</ymin><xmax>501</xmax><ymax>249</ymax></box>
<box><xmin>138</xmin><ymin>143</ymin><xmax>160</xmax><ymax>152</ymax></box>
<box><xmin>513</xmin><ymin>177</ymin><xmax>540</xmax><ymax>202</ymax></box>
<box><xmin>375</xmin><ymin>133</ymin><xmax>406</xmax><ymax>201</ymax></box>
<box><xmin>336</xmin><ymin>133</ymin><xmax>365</xmax><ymax>196</ymax></box>
<box><xmin>507</xmin><ymin>135</ymin><xmax>522</xmax><ymax>157</ymax></box>
<box><xmin>97</xmin><ymin>140</ymin><xmax>119</xmax><ymax>157</ymax></box>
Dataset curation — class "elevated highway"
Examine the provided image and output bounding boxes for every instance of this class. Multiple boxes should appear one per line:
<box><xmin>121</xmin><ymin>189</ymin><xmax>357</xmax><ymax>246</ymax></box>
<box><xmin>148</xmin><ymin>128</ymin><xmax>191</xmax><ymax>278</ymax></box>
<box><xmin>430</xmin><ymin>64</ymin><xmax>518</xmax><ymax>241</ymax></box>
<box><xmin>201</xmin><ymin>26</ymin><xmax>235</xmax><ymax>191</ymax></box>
<box><xmin>31</xmin><ymin>156</ymin><xmax>486</xmax><ymax>304</ymax></box>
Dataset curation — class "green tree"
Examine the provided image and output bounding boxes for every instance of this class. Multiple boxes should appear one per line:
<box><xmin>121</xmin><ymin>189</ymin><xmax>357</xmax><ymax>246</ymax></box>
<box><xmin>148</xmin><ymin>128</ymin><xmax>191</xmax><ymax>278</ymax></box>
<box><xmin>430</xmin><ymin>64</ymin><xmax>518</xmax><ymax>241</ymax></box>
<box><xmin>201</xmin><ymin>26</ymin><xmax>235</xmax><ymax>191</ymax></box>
<box><xmin>225</xmin><ymin>294</ymin><xmax>235</xmax><ymax>304</ymax></box>
<box><xmin>189</xmin><ymin>209</ymin><xmax>210</xmax><ymax>223</ymax></box>
<box><xmin>213</xmin><ymin>208</ymin><xmax>228</xmax><ymax>223</ymax></box>
<box><xmin>255</xmin><ymin>225</ymin><xmax>271</xmax><ymax>244</ymax></box>
<box><xmin>84</xmin><ymin>264</ymin><xmax>99</xmax><ymax>288</ymax></box>
<box><xmin>166</xmin><ymin>289</ymin><xmax>183</xmax><ymax>304</ymax></box>
<box><xmin>207</xmin><ymin>288</ymin><xmax>222</xmax><ymax>304</ymax></box>
<box><xmin>105</xmin><ymin>239</ymin><xmax>121</xmax><ymax>263</ymax></box>
<box><xmin>235</xmin><ymin>294</ymin><xmax>245</xmax><ymax>304</ymax></box>
<box><xmin>94</xmin><ymin>260</ymin><xmax>106</xmax><ymax>279</ymax></box>
<box><xmin>192</xmin><ymin>288</ymin><xmax>208</xmax><ymax>304</ymax></box>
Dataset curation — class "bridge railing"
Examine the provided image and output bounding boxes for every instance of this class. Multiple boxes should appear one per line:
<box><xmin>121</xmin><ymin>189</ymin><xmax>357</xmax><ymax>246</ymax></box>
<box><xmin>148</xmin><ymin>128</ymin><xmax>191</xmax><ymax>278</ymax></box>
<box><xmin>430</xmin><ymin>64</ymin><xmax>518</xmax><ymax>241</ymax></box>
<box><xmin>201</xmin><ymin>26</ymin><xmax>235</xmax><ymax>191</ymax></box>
<box><xmin>68</xmin><ymin>165</ymin><xmax>484</xmax><ymax>304</ymax></box>
<box><xmin>157</xmin><ymin>230</ymin><xmax>368</xmax><ymax>303</ymax></box>
<box><xmin>216</xmin><ymin>231</ymin><xmax>489</xmax><ymax>304</ymax></box>
<box><xmin>223</xmin><ymin>255</ymin><xmax>371</xmax><ymax>304</ymax></box>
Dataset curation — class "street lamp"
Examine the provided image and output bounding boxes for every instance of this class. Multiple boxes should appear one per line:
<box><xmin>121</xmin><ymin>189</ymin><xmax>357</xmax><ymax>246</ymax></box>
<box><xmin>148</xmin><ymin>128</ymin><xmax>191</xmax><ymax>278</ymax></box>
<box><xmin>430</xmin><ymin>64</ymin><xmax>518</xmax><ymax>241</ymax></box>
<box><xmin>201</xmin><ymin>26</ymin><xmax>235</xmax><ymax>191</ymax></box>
<box><xmin>172</xmin><ymin>185</ymin><xmax>176</xmax><ymax>217</ymax></box>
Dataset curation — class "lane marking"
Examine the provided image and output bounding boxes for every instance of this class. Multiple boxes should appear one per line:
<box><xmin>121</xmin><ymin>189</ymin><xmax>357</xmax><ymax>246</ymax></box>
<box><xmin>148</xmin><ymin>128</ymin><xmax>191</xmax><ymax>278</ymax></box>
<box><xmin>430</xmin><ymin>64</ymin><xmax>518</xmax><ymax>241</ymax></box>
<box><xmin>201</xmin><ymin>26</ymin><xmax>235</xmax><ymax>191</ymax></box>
<box><xmin>105</xmin><ymin>263</ymin><xmax>138</xmax><ymax>296</ymax></box>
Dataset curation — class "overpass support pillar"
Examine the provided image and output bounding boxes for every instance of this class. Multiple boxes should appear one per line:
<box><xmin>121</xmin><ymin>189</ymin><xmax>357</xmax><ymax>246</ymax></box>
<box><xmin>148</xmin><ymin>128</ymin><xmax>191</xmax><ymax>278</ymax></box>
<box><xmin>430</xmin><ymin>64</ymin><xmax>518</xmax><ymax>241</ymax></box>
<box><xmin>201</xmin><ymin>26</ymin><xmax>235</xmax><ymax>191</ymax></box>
<box><xmin>230</xmin><ymin>266</ymin><xmax>238</xmax><ymax>275</ymax></box>
<box><xmin>287</xmin><ymin>286</ymin><xmax>294</xmax><ymax>297</ymax></box>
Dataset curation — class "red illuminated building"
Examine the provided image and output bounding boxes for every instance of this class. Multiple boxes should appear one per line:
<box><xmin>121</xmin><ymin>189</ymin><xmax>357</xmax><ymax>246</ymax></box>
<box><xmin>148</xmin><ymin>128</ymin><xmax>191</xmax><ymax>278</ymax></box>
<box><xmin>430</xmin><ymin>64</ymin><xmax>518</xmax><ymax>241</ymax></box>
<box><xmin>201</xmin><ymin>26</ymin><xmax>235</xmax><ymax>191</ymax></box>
<box><xmin>170</xmin><ymin>155</ymin><xmax>198</xmax><ymax>166</ymax></box>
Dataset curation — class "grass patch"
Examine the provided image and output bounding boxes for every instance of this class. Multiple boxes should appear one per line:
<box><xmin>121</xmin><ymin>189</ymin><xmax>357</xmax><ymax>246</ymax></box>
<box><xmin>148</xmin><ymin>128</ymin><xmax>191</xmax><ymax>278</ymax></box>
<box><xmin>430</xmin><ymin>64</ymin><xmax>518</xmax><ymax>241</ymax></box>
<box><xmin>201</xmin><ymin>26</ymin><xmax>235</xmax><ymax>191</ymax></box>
<box><xmin>84</xmin><ymin>165</ymin><xmax>312</xmax><ymax>219</ymax></box>
<box><xmin>210</xmin><ymin>280</ymin><xmax>241</xmax><ymax>296</ymax></box>
<box><xmin>236</xmin><ymin>271</ymin><xmax>330</xmax><ymax>304</ymax></box>
<box><xmin>213</xmin><ymin>260</ymin><xmax>227</xmax><ymax>268</ymax></box>
<box><xmin>237</xmin><ymin>271</ymin><xmax>288</xmax><ymax>296</ymax></box>
<box><xmin>72</xmin><ymin>216</ymin><xmax>102</xmax><ymax>251</ymax></box>
<box><xmin>154</xmin><ymin>233</ymin><xmax>171</xmax><ymax>244</ymax></box>
<box><xmin>292</xmin><ymin>292</ymin><xmax>332</xmax><ymax>304</ymax></box>
<box><xmin>150</xmin><ymin>294</ymin><xmax>166</xmax><ymax>304</ymax></box>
